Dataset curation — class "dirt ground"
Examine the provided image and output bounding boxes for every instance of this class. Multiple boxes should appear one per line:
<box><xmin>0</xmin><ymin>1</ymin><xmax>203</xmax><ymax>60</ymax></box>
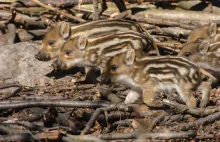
<box><xmin>0</xmin><ymin>71</ymin><xmax>219</xmax><ymax>141</ymax></box>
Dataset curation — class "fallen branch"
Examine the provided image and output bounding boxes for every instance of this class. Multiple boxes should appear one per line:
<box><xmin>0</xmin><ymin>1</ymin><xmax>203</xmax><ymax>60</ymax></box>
<box><xmin>99</xmin><ymin>130</ymin><xmax>196</xmax><ymax>140</ymax></box>
<box><xmin>31</xmin><ymin>0</ymin><xmax>86</xmax><ymax>22</ymax></box>
<box><xmin>196</xmin><ymin>134</ymin><xmax>215</xmax><ymax>140</ymax></box>
<box><xmin>35</xmin><ymin>130</ymin><xmax>61</xmax><ymax>141</ymax></box>
<box><xmin>138</xmin><ymin>130</ymin><xmax>197</xmax><ymax>140</ymax></box>
<box><xmin>146</xmin><ymin>109</ymin><xmax>175</xmax><ymax>131</ymax></box>
<box><xmin>0</xmin><ymin>10</ymin><xmax>46</xmax><ymax>28</ymax></box>
<box><xmin>0</xmin><ymin>100</ymin><xmax>26</xmax><ymax>104</ymax></box>
<box><xmin>134</xmin><ymin>16</ymin><xmax>199</xmax><ymax>30</ymax></box>
<box><xmin>136</xmin><ymin>9</ymin><xmax>220</xmax><ymax>24</ymax></box>
<box><xmin>0</xmin><ymin>87</ymin><xmax>21</xmax><ymax>100</ymax></box>
<box><xmin>0</xmin><ymin>133</ymin><xmax>34</xmax><ymax>142</ymax></box>
<box><xmin>0</xmin><ymin>82</ymin><xmax>21</xmax><ymax>90</ymax></box>
<box><xmin>177</xmin><ymin>1</ymin><xmax>220</xmax><ymax>14</ymax></box>
<box><xmin>17</xmin><ymin>29</ymin><xmax>48</xmax><ymax>42</ymax></box>
<box><xmin>96</xmin><ymin>111</ymin><xmax>132</xmax><ymax>125</ymax></box>
<box><xmin>151</xmin><ymin>27</ymin><xmax>191</xmax><ymax>37</ymax></box>
<box><xmin>113</xmin><ymin>10</ymin><xmax>132</xmax><ymax>20</ymax></box>
<box><xmin>93</xmin><ymin>0</ymin><xmax>99</xmax><ymax>20</ymax></box>
<box><xmin>111</xmin><ymin>120</ymin><xmax>130</xmax><ymax>129</ymax></box>
<box><xmin>62</xmin><ymin>133</ymin><xmax>106</xmax><ymax>142</ymax></box>
<box><xmin>0</xmin><ymin>100</ymin><xmax>110</xmax><ymax>110</ymax></box>
<box><xmin>100</xmin><ymin>131</ymin><xmax>137</xmax><ymax>140</ymax></box>
<box><xmin>164</xmin><ymin>114</ymin><xmax>193</xmax><ymax>122</ymax></box>
<box><xmin>73</xmin><ymin>7</ymin><xmax>111</xmax><ymax>17</ymax></box>
<box><xmin>0</xmin><ymin>82</ymin><xmax>22</xmax><ymax>100</ymax></box>
<box><xmin>81</xmin><ymin>103</ymin><xmax>133</xmax><ymax>135</ymax></box>
<box><xmin>11</xmin><ymin>0</ymin><xmax>95</xmax><ymax>7</ymax></box>
<box><xmin>0</xmin><ymin>124</ymin><xmax>27</xmax><ymax>134</ymax></box>
<box><xmin>162</xmin><ymin>99</ymin><xmax>220</xmax><ymax>116</ymax></box>
<box><xmin>180</xmin><ymin>111</ymin><xmax>220</xmax><ymax>131</ymax></box>
<box><xmin>4</xmin><ymin>120</ymin><xmax>45</xmax><ymax>131</ymax></box>
<box><xmin>35</xmin><ymin>83</ymin><xmax>96</xmax><ymax>91</ymax></box>
<box><xmin>156</xmin><ymin>42</ymin><xmax>183</xmax><ymax>49</ymax></box>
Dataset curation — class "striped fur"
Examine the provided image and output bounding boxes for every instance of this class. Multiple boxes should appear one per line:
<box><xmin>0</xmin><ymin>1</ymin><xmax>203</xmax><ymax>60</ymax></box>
<box><xmin>70</xmin><ymin>19</ymin><xmax>146</xmax><ymax>39</ymax></box>
<box><xmin>100</xmin><ymin>55</ymin><xmax>216</xmax><ymax>108</ymax></box>
<box><xmin>187</xmin><ymin>23</ymin><xmax>220</xmax><ymax>43</ymax></box>
<box><xmin>178</xmin><ymin>40</ymin><xmax>220</xmax><ymax>79</ymax></box>
<box><xmin>56</xmin><ymin>31</ymin><xmax>157</xmax><ymax>71</ymax></box>
<box><xmin>35</xmin><ymin>19</ymin><xmax>149</xmax><ymax>61</ymax></box>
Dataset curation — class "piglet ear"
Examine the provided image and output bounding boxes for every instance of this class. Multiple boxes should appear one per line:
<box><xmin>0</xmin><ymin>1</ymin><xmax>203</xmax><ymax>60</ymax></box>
<box><xmin>77</xmin><ymin>36</ymin><xmax>87</xmax><ymax>50</ymax></box>
<box><xmin>199</xmin><ymin>40</ymin><xmax>210</xmax><ymax>55</ymax></box>
<box><xmin>124</xmin><ymin>49</ymin><xmax>135</xmax><ymax>65</ymax></box>
<box><xmin>208</xmin><ymin>23</ymin><xmax>217</xmax><ymax>38</ymax></box>
<box><xmin>58</xmin><ymin>21</ymin><xmax>70</xmax><ymax>39</ymax></box>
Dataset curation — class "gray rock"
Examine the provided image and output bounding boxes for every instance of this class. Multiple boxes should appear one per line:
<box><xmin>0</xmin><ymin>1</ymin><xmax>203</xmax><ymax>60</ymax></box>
<box><xmin>0</xmin><ymin>42</ymin><xmax>54</xmax><ymax>86</ymax></box>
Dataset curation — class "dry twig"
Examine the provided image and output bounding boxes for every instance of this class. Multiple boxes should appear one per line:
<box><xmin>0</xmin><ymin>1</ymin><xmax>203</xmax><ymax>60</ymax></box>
<box><xmin>180</xmin><ymin>111</ymin><xmax>220</xmax><ymax>131</ymax></box>
<box><xmin>31</xmin><ymin>0</ymin><xmax>86</xmax><ymax>22</ymax></box>
<box><xmin>81</xmin><ymin>103</ymin><xmax>133</xmax><ymax>135</ymax></box>
<box><xmin>99</xmin><ymin>130</ymin><xmax>196</xmax><ymax>140</ymax></box>
<box><xmin>62</xmin><ymin>133</ymin><xmax>106</xmax><ymax>142</ymax></box>
<box><xmin>162</xmin><ymin>99</ymin><xmax>220</xmax><ymax>116</ymax></box>
<box><xmin>0</xmin><ymin>100</ymin><xmax>109</xmax><ymax>110</ymax></box>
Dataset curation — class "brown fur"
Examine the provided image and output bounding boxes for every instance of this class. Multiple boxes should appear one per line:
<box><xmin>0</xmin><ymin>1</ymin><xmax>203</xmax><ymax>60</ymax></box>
<box><xmin>100</xmin><ymin>54</ymin><xmax>216</xmax><ymax>108</ymax></box>
<box><xmin>187</xmin><ymin>23</ymin><xmax>220</xmax><ymax>43</ymax></box>
<box><xmin>178</xmin><ymin>40</ymin><xmax>220</xmax><ymax>81</ymax></box>
<box><xmin>35</xmin><ymin>19</ymin><xmax>152</xmax><ymax>61</ymax></box>
<box><xmin>35</xmin><ymin>22</ymin><xmax>69</xmax><ymax>61</ymax></box>
<box><xmin>56</xmin><ymin>31</ymin><xmax>158</xmax><ymax>71</ymax></box>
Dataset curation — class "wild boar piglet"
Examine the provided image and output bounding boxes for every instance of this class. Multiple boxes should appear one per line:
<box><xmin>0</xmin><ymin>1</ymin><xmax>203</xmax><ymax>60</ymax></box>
<box><xmin>178</xmin><ymin>39</ymin><xmax>220</xmax><ymax>79</ymax></box>
<box><xmin>55</xmin><ymin>31</ymin><xmax>158</xmax><ymax>74</ymax></box>
<box><xmin>187</xmin><ymin>23</ymin><xmax>220</xmax><ymax>43</ymax></box>
<box><xmin>100</xmin><ymin>51</ymin><xmax>216</xmax><ymax>108</ymax></box>
<box><xmin>35</xmin><ymin>19</ymin><xmax>151</xmax><ymax>61</ymax></box>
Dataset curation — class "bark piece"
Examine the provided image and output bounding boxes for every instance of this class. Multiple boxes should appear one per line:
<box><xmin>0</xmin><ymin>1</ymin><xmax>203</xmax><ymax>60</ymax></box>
<box><xmin>99</xmin><ymin>130</ymin><xmax>196</xmax><ymax>140</ymax></box>
<box><xmin>17</xmin><ymin>29</ymin><xmax>48</xmax><ymax>42</ymax></box>
<box><xmin>0</xmin><ymin>24</ymin><xmax>16</xmax><ymax>46</ymax></box>
<box><xmin>0</xmin><ymin>10</ymin><xmax>46</xmax><ymax>28</ymax></box>
<box><xmin>136</xmin><ymin>9</ymin><xmax>220</xmax><ymax>23</ymax></box>
<box><xmin>0</xmin><ymin>100</ymin><xmax>110</xmax><ymax>110</ymax></box>
<box><xmin>32</xmin><ymin>0</ymin><xmax>86</xmax><ymax>22</ymax></box>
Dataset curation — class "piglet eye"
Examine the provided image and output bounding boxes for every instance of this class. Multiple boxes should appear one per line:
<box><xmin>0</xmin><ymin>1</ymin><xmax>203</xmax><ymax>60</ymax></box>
<box><xmin>110</xmin><ymin>65</ymin><xmax>118</xmax><ymax>72</ymax></box>
<box><xmin>65</xmin><ymin>50</ymin><xmax>72</xmax><ymax>56</ymax></box>
<box><xmin>184</xmin><ymin>52</ymin><xmax>192</xmax><ymax>57</ymax></box>
<box><xmin>48</xmin><ymin>40</ymin><xmax>55</xmax><ymax>46</ymax></box>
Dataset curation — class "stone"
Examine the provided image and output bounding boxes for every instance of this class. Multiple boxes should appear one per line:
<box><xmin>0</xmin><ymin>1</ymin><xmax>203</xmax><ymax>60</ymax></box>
<box><xmin>0</xmin><ymin>42</ymin><xmax>54</xmax><ymax>86</ymax></box>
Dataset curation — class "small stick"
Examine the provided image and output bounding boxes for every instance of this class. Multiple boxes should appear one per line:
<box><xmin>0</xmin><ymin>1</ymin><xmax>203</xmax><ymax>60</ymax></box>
<box><xmin>0</xmin><ymin>100</ymin><xmax>110</xmax><ymax>110</ymax></box>
<box><xmin>62</xmin><ymin>134</ymin><xmax>106</xmax><ymax>142</ymax></box>
<box><xmin>81</xmin><ymin>104</ymin><xmax>133</xmax><ymax>135</ymax></box>
<box><xmin>146</xmin><ymin>109</ymin><xmax>175</xmax><ymax>131</ymax></box>
<box><xmin>31</xmin><ymin>0</ymin><xmax>86</xmax><ymax>22</ymax></box>
<box><xmin>73</xmin><ymin>7</ymin><xmax>111</xmax><ymax>17</ymax></box>
<box><xmin>0</xmin><ymin>82</ymin><xmax>21</xmax><ymax>89</ymax></box>
<box><xmin>0</xmin><ymin>133</ymin><xmax>34</xmax><ymax>142</ymax></box>
<box><xmin>162</xmin><ymin>99</ymin><xmax>220</xmax><ymax>116</ymax></box>
<box><xmin>93</xmin><ymin>0</ymin><xmax>99</xmax><ymax>20</ymax></box>
<box><xmin>180</xmin><ymin>111</ymin><xmax>220</xmax><ymax>131</ymax></box>
<box><xmin>156</xmin><ymin>42</ymin><xmax>183</xmax><ymax>49</ymax></box>
<box><xmin>99</xmin><ymin>130</ymin><xmax>196</xmax><ymax>140</ymax></box>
